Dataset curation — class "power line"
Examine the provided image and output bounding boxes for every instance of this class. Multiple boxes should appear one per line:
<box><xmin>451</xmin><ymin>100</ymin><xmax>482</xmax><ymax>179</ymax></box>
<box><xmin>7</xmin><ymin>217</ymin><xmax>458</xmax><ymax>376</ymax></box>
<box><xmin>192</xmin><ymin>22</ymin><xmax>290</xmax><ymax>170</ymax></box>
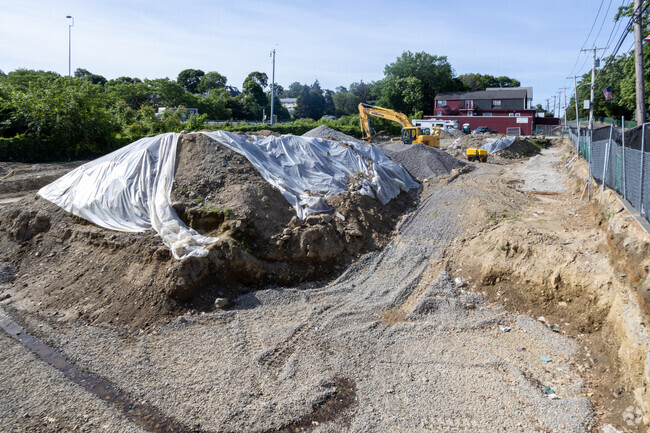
<box><xmin>581</xmin><ymin>0</ymin><xmax>606</xmax><ymax>50</ymax></box>
<box><xmin>592</xmin><ymin>0</ymin><xmax>614</xmax><ymax>46</ymax></box>
<box><xmin>569</xmin><ymin>0</ymin><xmax>607</xmax><ymax>77</ymax></box>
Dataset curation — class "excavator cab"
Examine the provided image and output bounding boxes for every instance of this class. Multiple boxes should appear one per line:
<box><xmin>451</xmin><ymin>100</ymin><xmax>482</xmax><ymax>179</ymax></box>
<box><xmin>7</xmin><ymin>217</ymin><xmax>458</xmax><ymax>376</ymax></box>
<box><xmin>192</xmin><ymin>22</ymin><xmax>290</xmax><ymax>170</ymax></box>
<box><xmin>401</xmin><ymin>127</ymin><xmax>418</xmax><ymax>144</ymax></box>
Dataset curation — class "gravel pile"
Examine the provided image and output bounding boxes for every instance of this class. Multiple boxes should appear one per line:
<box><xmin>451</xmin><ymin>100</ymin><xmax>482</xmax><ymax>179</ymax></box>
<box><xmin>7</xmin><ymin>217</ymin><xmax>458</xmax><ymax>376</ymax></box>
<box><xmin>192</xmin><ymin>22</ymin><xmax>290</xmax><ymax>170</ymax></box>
<box><xmin>377</xmin><ymin>142</ymin><xmax>467</xmax><ymax>180</ymax></box>
<box><xmin>301</xmin><ymin>125</ymin><xmax>366</xmax><ymax>144</ymax></box>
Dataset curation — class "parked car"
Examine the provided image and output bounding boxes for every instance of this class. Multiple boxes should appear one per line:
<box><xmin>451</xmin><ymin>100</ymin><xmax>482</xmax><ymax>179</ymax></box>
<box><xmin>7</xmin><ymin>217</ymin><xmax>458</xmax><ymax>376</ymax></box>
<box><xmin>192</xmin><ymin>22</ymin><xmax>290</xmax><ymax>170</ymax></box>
<box><xmin>472</xmin><ymin>126</ymin><xmax>497</xmax><ymax>135</ymax></box>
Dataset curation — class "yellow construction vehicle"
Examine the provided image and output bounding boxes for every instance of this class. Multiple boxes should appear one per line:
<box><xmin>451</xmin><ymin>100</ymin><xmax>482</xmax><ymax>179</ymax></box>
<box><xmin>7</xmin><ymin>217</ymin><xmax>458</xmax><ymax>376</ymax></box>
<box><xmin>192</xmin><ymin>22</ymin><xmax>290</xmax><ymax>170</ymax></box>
<box><xmin>465</xmin><ymin>148</ymin><xmax>488</xmax><ymax>162</ymax></box>
<box><xmin>358</xmin><ymin>103</ymin><xmax>440</xmax><ymax>148</ymax></box>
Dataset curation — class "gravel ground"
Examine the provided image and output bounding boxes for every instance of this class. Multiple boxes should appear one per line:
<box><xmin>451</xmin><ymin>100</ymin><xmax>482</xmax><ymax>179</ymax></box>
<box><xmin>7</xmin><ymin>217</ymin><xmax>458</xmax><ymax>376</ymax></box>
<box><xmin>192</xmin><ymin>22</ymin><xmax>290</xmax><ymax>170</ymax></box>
<box><xmin>301</xmin><ymin>125</ymin><xmax>366</xmax><ymax>144</ymax></box>
<box><xmin>376</xmin><ymin>142</ymin><xmax>467</xmax><ymax>181</ymax></box>
<box><xmin>0</xmin><ymin>314</ymin><xmax>149</xmax><ymax>433</ymax></box>
<box><xmin>1</xmin><ymin>158</ymin><xmax>594</xmax><ymax>432</ymax></box>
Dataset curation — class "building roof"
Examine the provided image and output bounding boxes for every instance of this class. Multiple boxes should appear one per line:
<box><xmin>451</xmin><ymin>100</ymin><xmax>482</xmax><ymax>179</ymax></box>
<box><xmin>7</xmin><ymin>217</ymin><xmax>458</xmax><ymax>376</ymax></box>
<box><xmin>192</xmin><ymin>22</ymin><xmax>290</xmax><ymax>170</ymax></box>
<box><xmin>435</xmin><ymin>88</ymin><xmax>528</xmax><ymax>101</ymax></box>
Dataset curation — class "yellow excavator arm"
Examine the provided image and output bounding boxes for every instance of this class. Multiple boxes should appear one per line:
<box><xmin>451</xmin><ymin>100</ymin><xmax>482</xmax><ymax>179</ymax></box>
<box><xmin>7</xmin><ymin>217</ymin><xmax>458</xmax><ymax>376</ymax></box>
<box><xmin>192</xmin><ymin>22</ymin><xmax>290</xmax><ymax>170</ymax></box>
<box><xmin>358</xmin><ymin>103</ymin><xmax>440</xmax><ymax>147</ymax></box>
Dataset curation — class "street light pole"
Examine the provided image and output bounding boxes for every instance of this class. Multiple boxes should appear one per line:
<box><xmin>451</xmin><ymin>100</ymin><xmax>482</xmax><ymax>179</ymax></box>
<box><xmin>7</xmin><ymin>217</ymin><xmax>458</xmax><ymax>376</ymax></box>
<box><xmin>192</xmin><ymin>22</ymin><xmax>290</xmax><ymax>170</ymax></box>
<box><xmin>270</xmin><ymin>49</ymin><xmax>276</xmax><ymax>125</ymax></box>
<box><xmin>66</xmin><ymin>15</ymin><xmax>74</xmax><ymax>77</ymax></box>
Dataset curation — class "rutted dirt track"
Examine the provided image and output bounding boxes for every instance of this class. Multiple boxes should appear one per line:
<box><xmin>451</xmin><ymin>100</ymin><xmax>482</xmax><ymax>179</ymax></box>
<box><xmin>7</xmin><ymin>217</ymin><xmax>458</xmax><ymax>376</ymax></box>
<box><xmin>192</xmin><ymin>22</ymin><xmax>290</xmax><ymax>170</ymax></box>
<box><xmin>0</xmin><ymin>137</ymin><xmax>648</xmax><ymax>432</ymax></box>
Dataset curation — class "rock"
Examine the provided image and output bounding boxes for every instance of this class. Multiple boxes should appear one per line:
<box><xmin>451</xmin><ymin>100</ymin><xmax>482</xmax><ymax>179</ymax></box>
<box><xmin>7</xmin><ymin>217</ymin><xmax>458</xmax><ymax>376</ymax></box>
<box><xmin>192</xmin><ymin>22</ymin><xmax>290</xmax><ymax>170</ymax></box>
<box><xmin>0</xmin><ymin>262</ymin><xmax>17</xmax><ymax>284</ymax></box>
<box><xmin>282</xmin><ymin>228</ymin><xmax>292</xmax><ymax>236</ymax></box>
<box><xmin>454</xmin><ymin>277</ymin><xmax>465</xmax><ymax>287</ymax></box>
<box><xmin>214</xmin><ymin>298</ymin><xmax>228</xmax><ymax>308</ymax></box>
<box><xmin>321</xmin><ymin>213</ymin><xmax>332</xmax><ymax>223</ymax></box>
<box><xmin>305</xmin><ymin>215</ymin><xmax>321</xmax><ymax>226</ymax></box>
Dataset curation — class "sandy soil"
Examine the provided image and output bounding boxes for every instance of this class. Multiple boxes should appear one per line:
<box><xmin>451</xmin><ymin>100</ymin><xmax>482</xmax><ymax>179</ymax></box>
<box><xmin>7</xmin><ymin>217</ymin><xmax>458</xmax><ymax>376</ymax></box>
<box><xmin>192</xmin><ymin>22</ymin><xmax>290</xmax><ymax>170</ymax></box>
<box><xmin>0</xmin><ymin>137</ymin><xmax>648</xmax><ymax>432</ymax></box>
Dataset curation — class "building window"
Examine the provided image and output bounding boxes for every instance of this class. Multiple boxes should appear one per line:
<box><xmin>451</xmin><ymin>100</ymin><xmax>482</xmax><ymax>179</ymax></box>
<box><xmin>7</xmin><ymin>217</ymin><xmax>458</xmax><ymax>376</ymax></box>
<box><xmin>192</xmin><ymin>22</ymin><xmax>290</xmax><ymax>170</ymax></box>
<box><xmin>509</xmin><ymin>113</ymin><xmax>514</xmax><ymax>117</ymax></box>
<box><xmin>438</xmin><ymin>100</ymin><xmax>446</xmax><ymax>107</ymax></box>
<box><xmin>515</xmin><ymin>113</ymin><xmax>521</xmax><ymax>116</ymax></box>
<box><xmin>483</xmin><ymin>113</ymin><xmax>492</xmax><ymax>116</ymax></box>
<box><xmin>464</xmin><ymin>100</ymin><xmax>473</xmax><ymax>109</ymax></box>
<box><xmin>492</xmin><ymin>100</ymin><xmax>501</xmax><ymax>107</ymax></box>
<box><xmin>437</xmin><ymin>111</ymin><xmax>442</xmax><ymax>116</ymax></box>
<box><xmin>467</xmin><ymin>112</ymin><xmax>473</xmax><ymax>116</ymax></box>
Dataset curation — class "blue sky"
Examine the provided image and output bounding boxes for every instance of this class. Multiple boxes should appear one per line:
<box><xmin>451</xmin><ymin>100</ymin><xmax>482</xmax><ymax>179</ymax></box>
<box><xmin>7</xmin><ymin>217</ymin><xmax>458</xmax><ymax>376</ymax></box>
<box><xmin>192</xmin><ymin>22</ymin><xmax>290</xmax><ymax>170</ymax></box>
<box><xmin>0</xmin><ymin>0</ymin><xmax>631</xmax><ymax>112</ymax></box>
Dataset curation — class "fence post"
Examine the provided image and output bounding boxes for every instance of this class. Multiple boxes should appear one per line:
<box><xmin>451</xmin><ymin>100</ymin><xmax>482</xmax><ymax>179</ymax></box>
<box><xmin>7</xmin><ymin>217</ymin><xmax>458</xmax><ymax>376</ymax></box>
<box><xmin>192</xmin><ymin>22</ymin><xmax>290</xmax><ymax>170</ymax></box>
<box><xmin>622</xmin><ymin>116</ymin><xmax>627</xmax><ymax>201</ymax></box>
<box><xmin>587</xmin><ymin>125</ymin><xmax>594</xmax><ymax>201</ymax></box>
<box><xmin>602</xmin><ymin>124</ymin><xmax>613</xmax><ymax>194</ymax></box>
<box><xmin>640</xmin><ymin>124</ymin><xmax>645</xmax><ymax>213</ymax></box>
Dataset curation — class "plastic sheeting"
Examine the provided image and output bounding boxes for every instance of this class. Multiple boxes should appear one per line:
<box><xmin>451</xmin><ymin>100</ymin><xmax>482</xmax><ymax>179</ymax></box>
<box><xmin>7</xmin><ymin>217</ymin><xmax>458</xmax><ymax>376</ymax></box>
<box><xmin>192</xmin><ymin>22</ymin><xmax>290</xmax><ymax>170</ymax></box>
<box><xmin>39</xmin><ymin>133</ymin><xmax>218</xmax><ymax>260</ymax></box>
<box><xmin>204</xmin><ymin>131</ymin><xmax>419</xmax><ymax>219</ymax></box>
<box><xmin>39</xmin><ymin>131</ymin><xmax>418</xmax><ymax>260</ymax></box>
<box><xmin>481</xmin><ymin>137</ymin><xmax>516</xmax><ymax>154</ymax></box>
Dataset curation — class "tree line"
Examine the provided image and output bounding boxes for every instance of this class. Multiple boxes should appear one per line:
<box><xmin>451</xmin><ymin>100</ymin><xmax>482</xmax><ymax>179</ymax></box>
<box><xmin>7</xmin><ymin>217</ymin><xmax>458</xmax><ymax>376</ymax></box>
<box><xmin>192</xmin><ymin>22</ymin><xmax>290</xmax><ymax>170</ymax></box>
<box><xmin>0</xmin><ymin>50</ymin><xmax>520</xmax><ymax>161</ymax></box>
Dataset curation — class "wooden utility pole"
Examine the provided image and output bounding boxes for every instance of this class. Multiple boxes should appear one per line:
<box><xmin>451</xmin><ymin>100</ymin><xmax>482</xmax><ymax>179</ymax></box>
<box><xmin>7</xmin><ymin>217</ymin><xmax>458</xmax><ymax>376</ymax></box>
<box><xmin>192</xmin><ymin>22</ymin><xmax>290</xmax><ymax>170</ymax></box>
<box><xmin>634</xmin><ymin>0</ymin><xmax>646</xmax><ymax>124</ymax></box>
<box><xmin>581</xmin><ymin>47</ymin><xmax>607</xmax><ymax>132</ymax></box>
<box><xmin>568</xmin><ymin>76</ymin><xmax>581</xmax><ymax>141</ymax></box>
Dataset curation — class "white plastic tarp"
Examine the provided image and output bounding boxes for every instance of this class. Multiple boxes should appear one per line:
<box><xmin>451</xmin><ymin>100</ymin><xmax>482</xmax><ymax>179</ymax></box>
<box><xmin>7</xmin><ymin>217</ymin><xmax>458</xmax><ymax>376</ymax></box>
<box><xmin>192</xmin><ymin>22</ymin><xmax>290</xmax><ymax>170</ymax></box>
<box><xmin>38</xmin><ymin>133</ymin><xmax>217</xmax><ymax>260</ymax></box>
<box><xmin>39</xmin><ymin>131</ymin><xmax>418</xmax><ymax>260</ymax></box>
<box><xmin>204</xmin><ymin>131</ymin><xmax>419</xmax><ymax>219</ymax></box>
<box><xmin>481</xmin><ymin>137</ymin><xmax>516</xmax><ymax>154</ymax></box>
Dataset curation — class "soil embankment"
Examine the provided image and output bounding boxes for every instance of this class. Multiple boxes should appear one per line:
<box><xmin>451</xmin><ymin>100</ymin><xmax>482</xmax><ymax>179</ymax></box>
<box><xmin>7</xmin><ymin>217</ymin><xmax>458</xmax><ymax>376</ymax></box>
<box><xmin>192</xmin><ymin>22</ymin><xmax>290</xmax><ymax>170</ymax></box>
<box><xmin>0</xmin><ymin>133</ymin><xmax>646</xmax><ymax>432</ymax></box>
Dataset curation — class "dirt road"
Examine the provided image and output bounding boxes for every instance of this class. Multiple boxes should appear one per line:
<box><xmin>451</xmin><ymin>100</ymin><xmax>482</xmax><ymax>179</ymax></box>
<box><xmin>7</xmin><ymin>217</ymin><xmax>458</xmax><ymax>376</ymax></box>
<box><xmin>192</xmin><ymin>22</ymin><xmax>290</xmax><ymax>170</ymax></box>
<box><xmin>0</xmin><ymin>141</ymin><xmax>647</xmax><ymax>432</ymax></box>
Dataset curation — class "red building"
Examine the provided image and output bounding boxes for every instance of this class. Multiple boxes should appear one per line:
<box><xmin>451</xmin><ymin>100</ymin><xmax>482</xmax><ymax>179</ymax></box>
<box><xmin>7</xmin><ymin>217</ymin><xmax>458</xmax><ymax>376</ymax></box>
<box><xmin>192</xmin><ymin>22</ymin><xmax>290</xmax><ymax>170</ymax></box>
<box><xmin>425</xmin><ymin>87</ymin><xmax>549</xmax><ymax>135</ymax></box>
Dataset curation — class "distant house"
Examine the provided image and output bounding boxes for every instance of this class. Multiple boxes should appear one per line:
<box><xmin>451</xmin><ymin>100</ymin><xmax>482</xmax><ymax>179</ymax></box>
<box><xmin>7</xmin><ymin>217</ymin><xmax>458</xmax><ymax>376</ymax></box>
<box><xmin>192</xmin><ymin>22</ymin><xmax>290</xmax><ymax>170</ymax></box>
<box><xmin>427</xmin><ymin>87</ymin><xmax>554</xmax><ymax>135</ymax></box>
<box><xmin>280</xmin><ymin>98</ymin><xmax>297</xmax><ymax>115</ymax></box>
<box><xmin>157</xmin><ymin>107</ymin><xmax>199</xmax><ymax>121</ymax></box>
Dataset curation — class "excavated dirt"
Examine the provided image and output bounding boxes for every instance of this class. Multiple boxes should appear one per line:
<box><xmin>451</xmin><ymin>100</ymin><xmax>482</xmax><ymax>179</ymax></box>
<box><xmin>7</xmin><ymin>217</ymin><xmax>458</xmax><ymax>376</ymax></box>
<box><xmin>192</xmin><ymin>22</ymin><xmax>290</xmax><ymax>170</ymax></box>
<box><xmin>498</xmin><ymin>137</ymin><xmax>550</xmax><ymax>159</ymax></box>
<box><xmin>445</xmin><ymin>135</ymin><xmax>556</xmax><ymax>165</ymax></box>
<box><xmin>447</xmin><ymin>144</ymin><xmax>649</xmax><ymax>432</ymax></box>
<box><xmin>1</xmin><ymin>135</ymin><xmax>648</xmax><ymax>432</ymax></box>
<box><xmin>0</xmin><ymin>131</ymin><xmax>418</xmax><ymax>329</ymax></box>
<box><xmin>0</xmin><ymin>160</ymin><xmax>86</xmax><ymax>202</ymax></box>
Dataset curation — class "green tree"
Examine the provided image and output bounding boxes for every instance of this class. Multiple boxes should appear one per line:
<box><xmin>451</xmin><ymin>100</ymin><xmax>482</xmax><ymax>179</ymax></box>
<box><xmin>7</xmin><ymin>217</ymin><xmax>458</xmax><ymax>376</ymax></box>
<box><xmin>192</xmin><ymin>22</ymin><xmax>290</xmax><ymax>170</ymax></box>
<box><xmin>286</xmin><ymin>82</ymin><xmax>306</xmax><ymax>98</ymax></box>
<box><xmin>349</xmin><ymin>81</ymin><xmax>373</xmax><ymax>103</ymax></box>
<box><xmin>177</xmin><ymin>69</ymin><xmax>205</xmax><ymax>93</ymax></box>
<box><xmin>105</xmin><ymin>78</ymin><xmax>150</xmax><ymax>109</ymax></box>
<box><xmin>376</xmin><ymin>76</ymin><xmax>424</xmax><ymax>116</ymax></box>
<box><xmin>5</xmin><ymin>69</ymin><xmax>60</xmax><ymax>91</ymax></box>
<box><xmin>199</xmin><ymin>88</ymin><xmax>233</xmax><ymax>120</ymax></box>
<box><xmin>332</xmin><ymin>90</ymin><xmax>361</xmax><ymax>116</ymax></box>
<box><xmin>0</xmin><ymin>77</ymin><xmax>120</xmax><ymax>160</ymax></box>
<box><xmin>457</xmin><ymin>73</ymin><xmax>520</xmax><ymax>91</ymax></box>
<box><xmin>144</xmin><ymin>78</ymin><xmax>189</xmax><ymax>108</ymax></box>
<box><xmin>241</xmin><ymin>72</ymin><xmax>269</xmax><ymax>120</ymax></box>
<box><xmin>294</xmin><ymin>81</ymin><xmax>325</xmax><ymax>119</ymax></box>
<box><xmin>197</xmin><ymin>71</ymin><xmax>227</xmax><ymax>93</ymax></box>
<box><xmin>74</xmin><ymin>68</ymin><xmax>107</xmax><ymax>86</ymax></box>
<box><xmin>383</xmin><ymin>51</ymin><xmax>457</xmax><ymax>113</ymax></box>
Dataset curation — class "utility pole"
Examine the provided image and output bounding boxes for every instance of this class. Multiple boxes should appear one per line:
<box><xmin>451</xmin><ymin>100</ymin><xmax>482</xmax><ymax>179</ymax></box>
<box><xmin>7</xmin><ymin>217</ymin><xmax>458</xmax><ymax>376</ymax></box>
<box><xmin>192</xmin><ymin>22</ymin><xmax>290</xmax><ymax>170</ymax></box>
<box><xmin>269</xmin><ymin>49</ymin><xmax>276</xmax><ymax>125</ymax></box>
<box><xmin>568</xmin><ymin>76</ymin><xmax>582</xmax><ymax>142</ymax></box>
<box><xmin>634</xmin><ymin>0</ymin><xmax>646</xmax><ymax>124</ymax></box>
<box><xmin>562</xmin><ymin>87</ymin><xmax>567</xmax><ymax>130</ymax></box>
<box><xmin>553</xmin><ymin>95</ymin><xmax>557</xmax><ymax>117</ymax></box>
<box><xmin>581</xmin><ymin>46</ymin><xmax>607</xmax><ymax>132</ymax></box>
<box><xmin>66</xmin><ymin>16</ymin><xmax>74</xmax><ymax>77</ymax></box>
<box><xmin>546</xmin><ymin>99</ymin><xmax>550</xmax><ymax>113</ymax></box>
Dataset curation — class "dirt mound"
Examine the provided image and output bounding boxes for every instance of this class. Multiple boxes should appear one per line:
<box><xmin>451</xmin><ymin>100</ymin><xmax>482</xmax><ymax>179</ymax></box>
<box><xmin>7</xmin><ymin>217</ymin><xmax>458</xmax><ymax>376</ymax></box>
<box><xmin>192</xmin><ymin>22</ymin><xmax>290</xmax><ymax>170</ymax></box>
<box><xmin>301</xmin><ymin>125</ymin><xmax>365</xmax><ymax>144</ymax></box>
<box><xmin>376</xmin><ymin>142</ymin><xmax>467</xmax><ymax>181</ymax></box>
<box><xmin>497</xmin><ymin>138</ymin><xmax>549</xmax><ymax>159</ymax></box>
<box><xmin>0</xmin><ymin>133</ymin><xmax>416</xmax><ymax>328</ymax></box>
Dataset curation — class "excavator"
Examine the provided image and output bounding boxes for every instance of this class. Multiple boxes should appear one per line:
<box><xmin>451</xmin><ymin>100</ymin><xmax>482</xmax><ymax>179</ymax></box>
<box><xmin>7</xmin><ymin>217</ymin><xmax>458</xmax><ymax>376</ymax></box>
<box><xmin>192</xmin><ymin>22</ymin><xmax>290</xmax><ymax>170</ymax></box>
<box><xmin>358</xmin><ymin>103</ymin><xmax>440</xmax><ymax>148</ymax></box>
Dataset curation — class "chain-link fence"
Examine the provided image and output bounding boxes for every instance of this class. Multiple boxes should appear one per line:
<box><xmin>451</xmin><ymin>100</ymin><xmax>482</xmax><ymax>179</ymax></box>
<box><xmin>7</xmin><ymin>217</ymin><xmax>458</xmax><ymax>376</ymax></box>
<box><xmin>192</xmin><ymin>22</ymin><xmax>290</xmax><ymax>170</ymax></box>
<box><xmin>569</xmin><ymin>124</ymin><xmax>650</xmax><ymax>218</ymax></box>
